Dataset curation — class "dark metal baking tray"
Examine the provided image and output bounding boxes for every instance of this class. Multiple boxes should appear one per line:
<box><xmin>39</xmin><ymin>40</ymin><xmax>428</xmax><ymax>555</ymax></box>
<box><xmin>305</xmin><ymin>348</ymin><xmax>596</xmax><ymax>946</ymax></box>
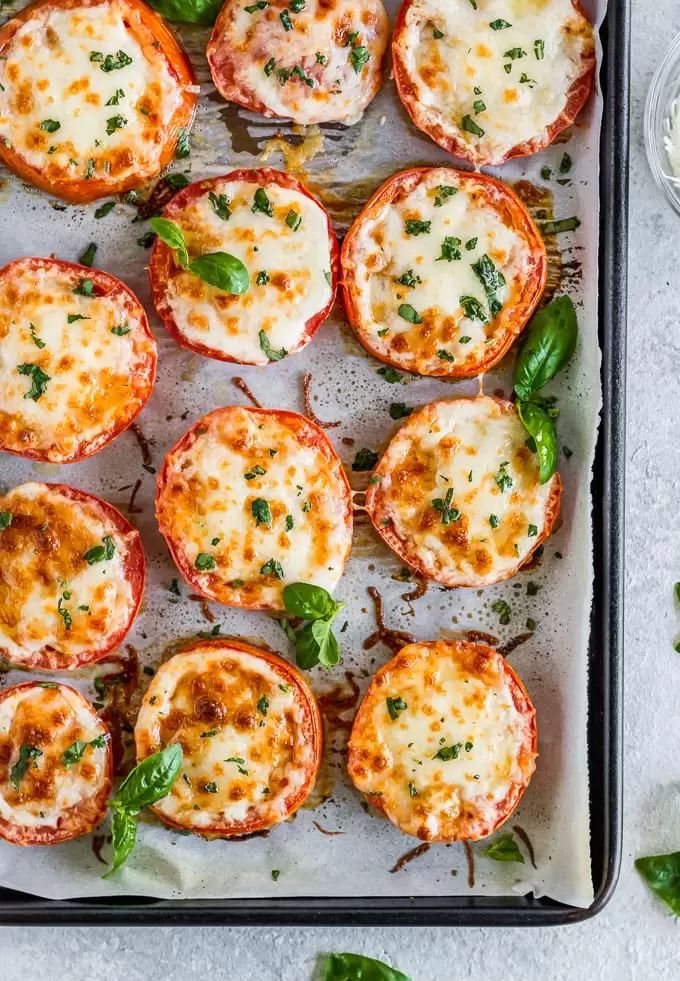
<box><xmin>0</xmin><ymin>0</ymin><xmax>627</xmax><ymax>926</ymax></box>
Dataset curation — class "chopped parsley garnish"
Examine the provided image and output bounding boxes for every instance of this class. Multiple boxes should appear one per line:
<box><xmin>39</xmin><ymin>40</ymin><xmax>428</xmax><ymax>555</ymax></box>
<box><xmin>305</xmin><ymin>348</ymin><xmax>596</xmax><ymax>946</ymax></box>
<box><xmin>398</xmin><ymin>303</ymin><xmax>422</xmax><ymax>324</ymax></box>
<box><xmin>492</xmin><ymin>599</ymin><xmax>512</xmax><ymax>625</ymax></box>
<box><xmin>94</xmin><ymin>200</ymin><xmax>115</xmax><ymax>219</ymax></box>
<box><xmin>490</xmin><ymin>19</ymin><xmax>511</xmax><ymax>29</ymax></box>
<box><xmin>260</xmin><ymin>558</ymin><xmax>284</xmax><ymax>579</ymax></box>
<box><xmin>285</xmin><ymin>515</ymin><xmax>294</xmax><ymax>531</ymax></box>
<box><xmin>0</xmin><ymin>513</ymin><xmax>12</xmax><ymax>530</ymax></box>
<box><xmin>111</xmin><ymin>324</ymin><xmax>131</xmax><ymax>335</ymax></box>
<box><xmin>528</xmin><ymin>523</ymin><xmax>538</xmax><ymax>537</ymax></box>
<box><xmin>352</xmin><ymin>447</ymin><xmax>379</xmax><ymax>471</ymax></box>
<box><xmin>395</xmin><ymin>269</ymin><xmax>421</xmax><ymax>287</ymax></box>
<box><xmin>62</xmin><ymin>735</ymin><xmax>106</xmax><ymax>768</ymax></box>
<box><xmin>209</xmin><ymin>191</ymin><xmax>231</xmax><ymax>221</ymax></box>
<box><xmin>433</xmin><ymin>743</ymin><xmax>462</xmax><ymax>761</ymax></box>
<box><xmin>225</xmin><ymin>756</ymin><xmax>248</xmax><ymax>775</ymax></box>
<box><xmin>201</xmin><ymin>782</ymin><xmax>218</xmax><ymax>794</ymax></box>
<box><xmin>461</xmin><ymin>114</ymin><xmax>484</xmax><ymax>137</ymax></box>
<box><xmin>437</xmin><ymin>236</ymin><xmax>461</xmax><ymax>262</ymax></box>
<box><xmin>408</xmin><ymin>782</ymin><xmax>418</xmax><ymax>796</ymax></box>
<box><xmin>473</xmin><ymin>99</ymin><xmax>486</xmax><ymax>114</ymax></box>
<box><xmin>257</xmin><ymin>695</ymin><xmax>269</xmax><ymax>716</ymax></box>
<box><xmin>252</xmin><ymin>187</ymin><xmax>274</xmax><ymax>216</ymax></box>
<box><xmin>256</xmin><ymin>271</ymin><xmax>269</xmax><ymax>285</ymax></box>
<box><xmin>40</xmin><ymin>119</ymin><xmax>60</xmax><ymax>133</ymax></box>
<box><xmin>10</xmin><ymin>745</ymin><xmax>42</xmax><ymax>789</ymax></box>
<box><xmin>29</xmin><ymin>322</ymin><xmax>45</xmax><ymax>348</ymax></box>
<box><xmin>85</xmin><ymin>158</ymin><xmax>95</xmax><ymax>179</ymax></box>
<box><xmin>459</xmin><ymin>336</ymin><xmax>471</xmax><ymax>344</ymax></box>
<box><xmin>74</xmin><ymin>278</ymin><xmax>95</xmax><ymax>296</ymax></box>
<box><xmin>488</xmin><ymin>513</ymin><xmax>501</xmax><ymax>530</ymax></box>
<box><xmin>17</xmin><ymin>363</ymin><xmax>50</xmax><ymax>401</ymax></box>
<box><xmin>503</xmin><ymin>47</ymin><xmax>526</xmax><ymax>60</ymax></box>
<box><xmin>244</xmin><ymin>0</ymin><xmax>269</xmax><ymax>10</ymax></box>
<box><xmin>285</xmin><ymin>209</ymin><xmax>302</xmax><ymax>231</ymax></box>
<box><xmin>377</xmin><ymin>366</ymin><xmax>404</xmax><ymax>383</ymax></box>
<box><xmin>459</xmin><ymin>296</ymin><xmax>488</xmax><ymax>322</ymax></box>
<box><xmin>57</xmin><ymin>594</ymin><xmax>72</xmax><ymax>630</ymax></box>
<box><xmin>437</xmin><ymin>349</ymin><xmax>455</xmax><ymax>362</ymax></box>
<box><xmin>389</xmin><ymin>402</ymin><xmax>413</xmax><ymax>420</ymax></box>
<box><xmin>280</xmin><ymin>9</ymin><xmax>293</xmax><ymax>30</ymax></box>
<box><xmin>91</xmin><ymin>49</ymin><xmax>133</xmax><ymax>72</ymax></box>
<box><xmin>79</xmin><ymin>242</ymin><xmax>97</xmax><ymax>266</ymax></box>
<box><xmin>433</xmin><ymin>185</ymin><xmax>457</xmax><ymax>207</ymax></box>
<box><xmin>245</xmin><ymin>464</ymin><xmax>267</xmax><ymax>480</ymax></box>
<box><xmin>534</xmin><ymin>39</ymin><xmax>545</xmax><ymax>60</ymax></box>
<box><xmin>526</xmin><ymin>618</ymin><xmax>537</xmax><ymax>631</ymax></box>
<box><xmin>404</xmin><ymin>218</ymin><xmax>431</xmax><ymax>236</ymax></box>
<box><xmin>349</xmin><ymin>44</ymin><xmax>370</xmax><ymax>73</ymax></box>
<box><xmin>264</xmin><ymin>57</ymin><xmax>276</xmax><ymax>76</ymax></box>
<box><xmin>386</xmin><ymin>696</ymin><xmax>407</xmax><ymax>721</ymax></box>
<box><xmin>431</xmin><ymin>487</ymin><xmax>460</xmax><ymax>525</ymax></box>
<box><xmin>195</xmin><ymin>552</ymin><xmax>216</xmax><ymax>571</ymax></box>
<box><xmin>519</xmin><ymin>73</ymin><xmax>536</xmax><ymax>87</ymax></box>
<box><xmin>259</xmin><ymin>330</ymin><xmax>287</xmax><ymax>361</ymax></box>
<box><xmin>465</xmin><ymin>237</ymin><xmax>478</xmax><ymax>251</ymax></box>
<box><xmin>67</xmin><ymin>313</ymin><xmax>88</xmax><ymax>323</ymax></box>
<box><xmin>433</xmin><ymin>27</ymin><xmax>444</xmax><ymax>39</ymax></box>
<box><xmin>106</xmin><ymin>88</ymin><xmax>125</xmax><ymax>106</ymax></box>
<box><xmin>494</xmin><ymin>461</ymin><xmax>513</xmax><ymax>493</ymax></box>
<box><xmin>316</xmin><ymin>52</ymin><xmax>327</xmax><ymax>64</ymax></box>
<box><xmin>105</xmin><ymin>115</ymin><xmax>126</xmax><ymax>135</ymax></box>
<box><xmin>472</xmin><ymin>254</ymin><xmax>506</xmax><ymax>317</ymax></box>
<box><xmin>175</xmin><ymin>127</ymin><xmax>190</xmax><ymax>158</ymax></box>
<box><xmin>82</xmin><ymin>535</ymin><xmax>115</xmax><ymax>565</ymax></box>
<box><xmin>252</xmin><ymin>498</ymin><xmax>272</xmax><ymax>528</ymax></box>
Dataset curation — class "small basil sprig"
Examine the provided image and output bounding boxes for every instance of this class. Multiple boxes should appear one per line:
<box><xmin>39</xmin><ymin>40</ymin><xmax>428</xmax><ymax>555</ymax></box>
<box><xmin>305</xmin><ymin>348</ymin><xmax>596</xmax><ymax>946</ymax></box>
<box><xmin>480</xmin><ymin>832</ymin><xmax>525</xmax><ymax>863</ymax></box>
<box><xmin>149</xmin><ymin>218</ymin><xmax>249</xmax><ymax>295</ymax></box>
<box><xmin>322</xmin><ymin>952</ymin><xmax>411</xmax><ymax>981</ymax></box>
<box><xmin>104</xmin><ymin>744</ymin><xmax>183</xmax><ymax>878</ymax></box>
<box><xmin>513</xmin><ymin>295</ymin><xmax>577</xmax><ymax>484</ymax></box>
<box><xmin>146</xmin><ymin>0</ymin><xmax>222</xmax><ymax>24</ymax></box>
<box><xmin>281</xmin><ymin>582</ymin><xmax>344</xmax><ymax>670</ymax></box>
<box><xmin>636</xmin><ymin>851</ymin><xmax>680</xmax><ymax>916</ymax></box>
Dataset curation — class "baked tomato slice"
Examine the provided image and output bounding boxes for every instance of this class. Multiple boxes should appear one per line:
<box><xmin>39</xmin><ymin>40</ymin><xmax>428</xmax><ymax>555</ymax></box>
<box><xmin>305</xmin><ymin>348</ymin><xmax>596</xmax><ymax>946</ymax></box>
<box><xmin>0</xmin><ymin>0</ymin><xmax>197</xmax><ymax>203</ymax></box>
<box><xmin>0</xmin><ymin>257</ymin><xmax>157</xmax><ymax>463</ymax></box>
<box><xmin>341</xmin><ymin>167</ymin><xmax>547</xmax><ymax>378</ymax></box>
<box><xmin>148</xmin><ymin>168</ymin><xmax>339</xmax><ymax>365</ymax></box>
<box><xmin>365</xmin><ymin>396</ymin><xmax>562</xmax><ymax>588</ymax></box>
<box><xmin>392</xmin><ymin>0</ymin><xmax>596</xmax><ymax>166</ymax></box>
<box><xmin>135</xmin><ymin>638</ymin><xmax>322</xmax><ymax>837</ymax></box>
<box><xmin>0</xmin><ymin>482</ymin><xmax>145</xmax><ymax>671</ymax></box>
<box><xmin>0</xmin><ymin>682</ymin><xmax>113</xmax><ymax>845</ymax></box>
<box><xmin>207</xmin><ymin>0</ymin><xmax>389</xmax><ymax>126</ymax></box>
<box><xmin>348</xmin><ymin>639</ymin><xmax>537</xmax><ymax>842</ymax></box>
<box><xmin>156</xmin><ymin>405</ymin><xmax>353</xmax><ymax>610</ymax></box>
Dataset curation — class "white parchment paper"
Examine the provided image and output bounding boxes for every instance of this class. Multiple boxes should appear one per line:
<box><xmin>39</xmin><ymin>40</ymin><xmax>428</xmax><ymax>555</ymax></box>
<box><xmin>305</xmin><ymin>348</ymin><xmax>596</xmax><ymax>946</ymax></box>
<box><xmin>0</xmin><ymin>0</ymin><xmax>605</xmax><ymax>907</ymax></box>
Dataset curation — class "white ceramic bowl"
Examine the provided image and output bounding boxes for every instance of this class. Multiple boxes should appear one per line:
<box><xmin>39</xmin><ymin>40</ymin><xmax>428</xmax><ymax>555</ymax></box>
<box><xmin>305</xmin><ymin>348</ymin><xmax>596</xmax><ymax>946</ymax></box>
<box><xmin>645</xmin><ymin>31</ymin><xmax>680</xmax><ymax>216</ymax></box>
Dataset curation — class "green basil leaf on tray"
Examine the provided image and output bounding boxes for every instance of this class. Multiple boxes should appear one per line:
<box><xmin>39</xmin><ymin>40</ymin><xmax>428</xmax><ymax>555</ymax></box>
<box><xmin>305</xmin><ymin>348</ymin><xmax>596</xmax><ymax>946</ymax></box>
<box><xmin>113</xmin><ymin>744</ymin><xmax>183</xmax><ymax>813</ymax></box>
<box><xmin>187</xmin><ymin>252</ymin><xmax>249</xmax><ymax>295</ymax></box>
<box><xmin>311</xmin><ymin>617</ymin><xmax>341</xmax><ymax>668</ymax></box>
<box><xmin>514</xmin><ymin>295</ymin><xmax>578</xmax><ymax>401</ymax></box>
<box><xmin>480</xmin><ymin>832</ymin><xmax>525</xmax><ymax>863</ymax></box>
<box><xmin>517</xmin><ymin>399</ymin><xmax>558</xmax><ymax>484</ymax></box>
<box><xmin>635</xmin><ymin>852</ymin><xmax>680</xmax><ymax>915</ymax></box>
<box><xmin>146</xmin><ymin>0</ymin><xmax>223</xmax><ymax>25</ymax></box>
<box><xmin>322</xmin><ymin>952</ymin><xmax>411</xmax><ymax>981</ymax></box>
<box><xmin>281</xmin><ymin>582</ymin><xmax>344</xmax><ymax>670</ymax></box>
<box><xmin>103</xmin><ymin>808</ymin><xmax>138</xmax><ymax>879</ymax></box>
<box><xmin>282</xmin><ymin>582</ymin><xmax>340</xmax><ymax>621</ymax></box>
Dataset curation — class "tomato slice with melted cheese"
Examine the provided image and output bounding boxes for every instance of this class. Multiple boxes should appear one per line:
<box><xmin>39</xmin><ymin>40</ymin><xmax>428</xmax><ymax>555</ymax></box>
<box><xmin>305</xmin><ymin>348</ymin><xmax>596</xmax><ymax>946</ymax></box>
<box><xmin>0</xmin><ymin>482</ymin><xmax>145</xmax><ymax>671</ymax></box>
<box><xmin>0</xmin><ymin>682</ymin><xmax>112</xmax><ymax>845</ymax></box>
<box><xmin>0</xmin><ymin>0</ymin><xmax>197</xmax><ymax>203</ymax></box>
<box><xmin>365</xmin><ymin>396</ymin><xmax>561</xmax><ymax>587</ymax></box>
<box><xmin>392</xmin><ymin>0</ymin><xmax>596</xmax><ymax>166</ymax></box>
<box><xmin>0</xmin><ymin>257</ymin><xmax>157</xmax><ymax>463</ymax></box>
<box><xmin>135</xmin><ymin>639</ymin><xmax>322</xmax><ymax>836</ymax></box>
<box><xmin>148</xmin><ymin>169</ymin><xmax>338</xmax><ymax>366</ymax></box>
<box><xmin>156</xmin><ymin>406</ymin><xmax>353</xmax><ymax>610</ymax></box>
<box><xmin>348</xmin><ymin>640</ymin><xmax>537</xmax><ymax>842</ymax></box>
<box><xmin>341</xmin><ymin>167</ymin><xmax>547</xmax><ymax>377</ymax></box>
<box><xmin>207</xmin><ymin>0</ymin><xmax>389</xmax><ymax>126</ymax></box>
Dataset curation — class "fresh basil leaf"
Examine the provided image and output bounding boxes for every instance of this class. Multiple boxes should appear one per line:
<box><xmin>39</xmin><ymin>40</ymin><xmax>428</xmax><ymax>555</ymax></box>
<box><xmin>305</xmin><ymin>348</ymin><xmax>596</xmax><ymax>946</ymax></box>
<box><xmin>149</xmin><ymin>217</ymin><xmax>188</xmax><ymax>266</ymax></box>
<box><xmin>311</xmin><ymin>617</ymin><xmax>340</xmax><ymax>668</ymax></box>
<box><xmin>514</xmin><ymin>295</ymin><xmax>578</xmax><ymax>400</ymax></box>
<box><xmin>146</xmin><ymin>0</ymin><xmax>222</xmax><ymax>23</ymax></box>
<box><xmin>103</xmin><ymin>807</ymin><xmax>138</xmax><ymax>878</ymax></box>
<box><xmin>517</xmin><ymin>399</ymin><xmax>558</xmax><ymax>484</ymax></box>
<box><xmin>635</xmin><ymin>852</ymin><xmax>680</xmax><ymax>915</ymax></box>
<box><xmin>10</xmin><ymin>745</ymin><xmax>42</xmax><ymax>789</ymax></box>
<box><xmin>283</xmin><ymin>582</ymin><xmax>339</xmax><ymax>620</ymax></box>
<box><xmin>322</xmin><ymin>952</ymin><xmax>411</xmax><ymax>981</ymax></box>
<box><xmin>79</xmin><ymin>242</ymin><xmax>97</xmax><ymax>267</ymax></box>
<box><xmin>62</xmin><ymin>740</ymin><xmax>88</xmax><ymax>768</ymax></box>
<box><xmin>259</xmin><ymin>330</ymin><xmax>287</xmax><ymax>361</ymax></box>
<box><xmin>293</xmin><ymin>621</ymin><xmax>323</xmax><ymax>669</ymax></box>
<box><xmin>17</xmin><ymin>363</ymin><xmax>50</xmax><ymax>402</ymax></box>
<box><xmin>352</xmin><ymin>447</ymin><xmax>378</xmax><ymax>471</ymax></box>
<box><xmin>481</xmin><ymin>833</ymin><xmax>525</xmax><ymax>863</ymax></box>
<box><xmin>112</xmin><ymin>744</ymin><xmax>183</xmax><ymax>812</ymax></box>
<box><xmin>187</xmin><ymin>252</ymin><xmax>249</xmax><ymax>295</ymax></box>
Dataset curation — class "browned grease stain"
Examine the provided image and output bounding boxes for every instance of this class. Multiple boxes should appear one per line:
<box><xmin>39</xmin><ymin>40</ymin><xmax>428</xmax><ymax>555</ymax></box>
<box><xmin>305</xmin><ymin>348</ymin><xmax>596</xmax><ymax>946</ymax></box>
<box><xmin>363</xmin><ymin>586</ymin><xmax>416</xmax><ymax>654</ymax></box>
<box><xmin>189</xmin><ymin>594</ymin><xmax>216</xmax><ymax>624</ymax></box>
<box><xmin>303</xmin><ymin>372</ymin><xmax>340</xmax><ymax>429</ymax></box>
<box><xmin>390</xmin><ymin>841</ymin><xmax>431</xmax><ymax>873</ymax></box>
<box><xmin>259</xmin><ymin>125</ymin><xmax>324</xmax><ymax>174</ymax></box>
<box><xmin>91</xmin><ymin>832</ymin><xmax>111</xmax><ymax>865</ymax></box>
<box><xmin>304</xmin><ymin>672</ymin><xmax>362</xmax><ymax>810</ymax></box>
<box><xmin>498</xmin><ymin>633</ymin><xmax>534</xmax><ymax>658</ymax></box>
<box><xmin>130</xmin><ymin>174</ymin><xmax>183</xmax><ymax>220</ymax></box>
<box><xmin>513</xmin><ymin>824</ymin><xmax>537</xmax><ymax>869</ymax></box>
<box><xmin>312</xmin><ymin>820</ymin><xmax>346</xmax><ymax>836</ymax></box>
<box><xmin>97</xmin><ymin>644</ymin><xmax>142</xmax><ymax>777</ymax></box>
<box><xmin>126</xmin><ymin>478</ymin><xmax>143</xmax><ymax>515</ymax></box>
<box><xmin>129</xmin><ymin>423</ymin><xmax>155</xmax><ymax>473</ymax></box>
<box><xmin>464</xmin><ymin>841</ymin><xmax>475</xmax><ymax>888</ymax></box>
<box><xmin>232</xmin><ymin>376</ymin><xmax>262</xmax><ymax>408</ymax></box>
<box><xmin>466</xmin><ymin>630</ymin><xmax>499</xmax><ymax>646</ymax></box>
<box><xmin>512</xmin><ymin>181</ymin><xmax>563</xmax><ymax>303</ymax></box>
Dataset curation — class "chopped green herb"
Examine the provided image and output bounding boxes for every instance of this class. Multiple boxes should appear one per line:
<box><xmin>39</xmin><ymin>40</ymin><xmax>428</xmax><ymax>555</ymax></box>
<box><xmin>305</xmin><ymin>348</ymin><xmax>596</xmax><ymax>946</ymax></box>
<box><xmin>257</xmin><ymin>695</ymin><xmax>269</xmax><ymax>716</ymax></box>
<box><xmin>28</xmin><ymin>322</ymin><xmax>46</xmax><ymax>349</ymax></box>
<box><xmin>473</xmin><ymin>99</ymin><xmax>486</xmax><ymax>114</ymax></box>
<box><xmin>245</xmin><ymin>464</ymin><xmax>267</xmax><ymax>480</ymax></box>
<box><xmin>106</xmin><ymin>88</ymin><xmax>125</xmax><ymax>106</ymax></box>
<box><xmin>195</xmin><ymin>552</ymin><xmax>216</xmax><ymax>571</ymax></box>
<box><xmin>271</xmin><ymin>869</ymin><xmax>281</xmax><ymax>881</ymax></box>
<box><xmin>82</xmin><ymin>535</ymin><xmax>115</xmax><ymax>565</ymax></box>
<box><xmin>386</xmin><ymin>696</ymin><xmax>407</xmax><ymax>721</ymax></box>
<box><xmin>17</xmin><ymin>363</ymin><xmax>50</xmax><ymax>401</ymax></box>
<box><xmin>0</xmin><ymin>513</ymin><xmax>12</xmax><ymax>530</ymax></box>
<box><xmin>209</xmin><ymin>191</ymin><xmax>231</xmax><ymax>221</ymax></box>
<box><xmin>398</xmin><ymin>303</ymin><xmax>422</xmax><ymax>324</ymax></box>
<box><xmin>252</xmin><ymin>187</ymin><xmax>274</xmax><ymax>216</ymax></box>
<box><xmin>175</xmin><ymin>128</ymin><xmax>190</xmax><ymax>158</ymax></box>
<box><xmin>437</xmin><ymin>349</ymin><xmax>455</xmax><ymax>362</ymax></box>
<box><xmin>264</xmin><ymin>57</ymin><xmax>276</xmax><ymax>76</ymax></box>
<box><xmin>489</xmin><ymin>514</ymin><xmax>500</xmax><ymax>529</ymax></box>
<box><xmin>431</xmin><ymin>487</ymin><xmax>460</xmax><ymax>524</ymax></box>
<box><xmin>491</xmin><ymin>599</ymin><xmax>511</xmax><ymax>624</ymax></box>
<box><xmin>472</xmin><ymin>254</ymin><xmax>505</xmax><ymax>317</ymax></box>
<box><xmin>105</xmin><ymin>115</ymin><xmax>126</xmax><ymax>136</ymax></box>
<box><xmin>285</xmin><ymin>209</ymin><xmax>302</xmax><ymax>231</ymax></box>
<box><xmin>461</xmin><ymin>114</ymin><xmax>484</xmax><ymax>137</ymax></box>
<box><xmin>534</xmin><ymin>39</ymin><xmax>545</xmax><ymax>60</ymax></box>
<box><xmin>377</xmin><ymin>366</ymin><xmax>404</xmax><ymax>383</ymax></box>
<box><xmin>352</xmin><ymin>447</ymin><xmax>379</xmax><ymax>471</ymax></box>
<box><xmin>408</xmin><ymin>782</ymin><xmax>418</xmax><ymax>797</ymax></box>
<box><xmin>389</xmin><ymin>402</ymin><xmax>413</xmax><ymax>420</ymax></box>
<box><xmin>94</xmin><ymin>200</ymin><xmax>115</xmax><ymax>219</ymax></box>
<box><xmin>404</xmin><ymin>218</ymin><xmax>431</xmax><ymax>236</ymax></box>
<box><xmin>251</xmin><ymin>498</ymin><xmax>272</xmax><ymax>528</ymax></box>
<box><xmin>526</xmin><ymin>618</ymin><xmax>536</xmax><ymax>631</ymax></box>
<box><xmin>280</xmin><ymin>9</ymin><xmax>293</xmax><ymax>30</ymax></box>
<box><xmin>285</xmin><ymin>514</ymin><xmax>294</xmax><ymax>531</ymax></box>
<box><xmin>433</xmin><ymin>27</ymin><xmax>444</xmax><ymax>39</ymax></box>
<box><xmin>433</xmin><ymin>743</ymin><xmax>462</xmax><ymax>761</ymax></box>
<box><xmin>503</xmin><ymin>47</ymin><xmax>527</xmax><ymax>60</ymax></box>
<box><xmin>350</xmin><ymin>45</ymin><xmax>370</xmax><ymax>73</ymax></box>
<box><xmin>316</xmin><ymin>51</ymin><xmax>327</xmax><ymax>64</ymax></box>
<box><xmin>244</xmin><ymin>0</ymin><xmax>269</xmax><ymax>10</ymax></box>
<box><xmin>527</xmin><ymin>523</ymin><xmax>538</xmax><ymax>537</ymax></box>
<box><xmin>490</xmin><ymin>18</ymin><xmax>511</xmax><ymax>29</ymax></box>
<box><xmin>437</xmin><ymin>236</ymin><xmax>461</xmax><ymax>262</ymax></box>
<box><xmin>201</xmin><ymin>782</ymin><xmax>218</xmax><ymax>794</ymax></box>
<box><xmin>433</xmin><ymin>184</ymin><xmax>457</xmax><ymax>207</ymax></box>
<box><xmin>10</xmin><ymin>745</ymin><xmax>42</xmax><ymax>789</ymax></box>
<box><xmin>40</xmin><ymin>119</ymin><xmax>60</xmax><ymax>133</ymax></box>
<box><xmin>260</xmin><ymin>558</ymin><xmax>284</xmax><ymax>579</ymax></box>
<box><xmin>459</xmin><ymin>296</ymin><xmax>488</xmax><ymax>322</ymax></box>
<box><xmin>259</xmin><ymin>330</ymin><xmax>287</xmax><ymax>361</ymax></box>
<box><xmin>494</xmin><ymin>461</ymin><xmax>513</xmax><ymax>493</ymax></box>
<box><xmin>541</xmin><ymin>166</ymin><xmax>552</xmax><ymax>180</ymax></box>
<box><xmin>91</xmin><ymin>49</ymin><xmax>133</xmax><ymax>72</ymax></box>
<box><xmin>395</xmin><ymin>269</ymin><xmax>421</xmax><ymax>287</ymax></box>
<box><xmin>111</xmin><ymin>324</ymin><xmax>131</xmax><ymax>336</ymax></box>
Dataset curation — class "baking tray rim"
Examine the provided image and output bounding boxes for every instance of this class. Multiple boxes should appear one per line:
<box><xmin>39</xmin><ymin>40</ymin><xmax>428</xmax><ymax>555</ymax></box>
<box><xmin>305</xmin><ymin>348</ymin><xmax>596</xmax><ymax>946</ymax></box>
<box><xmin>0</xmin><ymin>0</ymin><xmax>628</xmax><ymax>927</ymax></box>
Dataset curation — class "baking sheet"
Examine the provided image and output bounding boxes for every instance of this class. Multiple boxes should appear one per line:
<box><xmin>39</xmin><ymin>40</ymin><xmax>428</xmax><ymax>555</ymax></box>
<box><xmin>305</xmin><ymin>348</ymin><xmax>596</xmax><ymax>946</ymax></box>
<box><xmin>0</xmin><ymin>0</ymin><xmax>605</xmax><ymax>907</ymax></box>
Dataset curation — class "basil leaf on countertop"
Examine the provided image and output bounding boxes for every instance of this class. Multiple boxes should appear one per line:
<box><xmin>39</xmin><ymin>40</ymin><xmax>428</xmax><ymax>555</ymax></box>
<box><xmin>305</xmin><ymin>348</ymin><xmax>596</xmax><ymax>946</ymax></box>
<box><xmin>517</xmin><ymin>399</ymin><xmax>558</xmax><ymax>484</ymax></box>
<box><xmin>635</xmin><ymin>852</ymin><xmax>680</xmax><ymax>915</ymax></box>
<box><xmin>322</xmin><ymin>952</ymin><xmax>411</xmax><ymax>981</ymax></box>
<box><xmin>480</xmin><ymin>833</ymin><xmax>525</xmax><ymax>863</ymax></box>
<box><xmin>514</xmin><ymin>295</ymin><xmax>577</xmax><ymax>401</ymax></box>
<box><xmin>113</xmin><ymin>744</ymin><xmax>183</xmax><ymax>813</ymax></box>
<box><xmin>146</xmin><ymin>0</ymin><xmax>223</xmax><ymax>25</ymax></box>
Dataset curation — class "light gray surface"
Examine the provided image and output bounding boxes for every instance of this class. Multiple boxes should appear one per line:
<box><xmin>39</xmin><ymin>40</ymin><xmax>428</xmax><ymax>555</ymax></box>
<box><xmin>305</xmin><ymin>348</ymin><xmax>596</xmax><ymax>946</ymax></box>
<box><xmin>2</xmin><ymin>0</ymin><xmax>679</xmax><ymax>977</ymax></box>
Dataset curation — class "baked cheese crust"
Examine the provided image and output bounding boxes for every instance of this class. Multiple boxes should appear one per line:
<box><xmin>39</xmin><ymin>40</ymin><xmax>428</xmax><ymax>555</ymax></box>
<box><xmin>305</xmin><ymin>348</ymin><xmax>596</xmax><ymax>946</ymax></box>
<box><xmin>0</xmin><ymin>682</ymin><xmax>112</xmax><ymax>845</ymax></box>
<box><xmin>0</xmin><ymin>0</ymin><xmax>196</xmax><ymax>201</ymax></box>
<box><xmin>341</xmin><ymin>167</ymin><xmax>547</xmax><ymax>377</ymax></box>
<box><xmin>347</xmin><ymin>640</ymin><xmax>537</xmax><ymax>841</ymax></box>
<box><xmin>155</xmin><ymin>406</ymin><xmax>353</xmax><ymax>610</ymax></box>
<box><xmin>0</xmin><ymin>257</ymin><xmax>157</xmax><ymax>462</ymax></box>
<box><xmin>392</xmin><ymin>0</ymin><xmax>596</xmax><ymax>165</ymax></box>
<box><xmin>365</xmin><ymin>396</ymin><xmax>561</xmax><ymax>587</ymax></box>
<box><xmin>135</xmin><ymin>640</ymin><xmax>322</xmax><ymax>835</ymax></box>
<box><xmin>0</xmin><ymin>482</ymin><xmax>145</xmax><ymax>671</ymax></box>
<box><xmin>149</xmin><ymin>169</ymin><xmax>337</xmax><ymax>365</ymax></box>
<box><xmin>207</xmin><ymin>0</ymin><xmax>389</xmax><ymax>126</ymax></box>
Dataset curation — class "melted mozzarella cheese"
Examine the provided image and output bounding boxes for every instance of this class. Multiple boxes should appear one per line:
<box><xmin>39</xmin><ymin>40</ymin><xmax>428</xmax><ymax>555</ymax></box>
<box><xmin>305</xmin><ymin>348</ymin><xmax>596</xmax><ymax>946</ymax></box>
<box><xmin>209</xmin><ymin>0</ymin><xmax>388</xmax><ymax>125</ymax></box>
<box><xmin>368</xmin><ymin>397</ymin><xmax>556</xmax><ymax>586</ymax></box>
<box><xmin>0</xmin><ymin>684</ymin><xmax>109</xmax><ymax>829</ymax></box>
<box><xmin>0</xmin><ymin>1</ymin><xmax>186</xmax><ymax>185</ymax></box>
<box><xmin>156</xmin><ymin>407</ymin><xmax>352</xmax><ymax>608</ymax></box>
<box><xmin>135</xmin><ymin>645</ymin><xmax>317</xmax><ymax>831</ymax></box>
<box><xmin>345</xmin><ymin>169</ymin><xmax>538</xmax><ymax>373</ymax></box>
<box><xmin>0</xmin><ymin>483</ymin><xmax>136</xmax><ymax>666</ymax></box>
<box><xmin>0</xmin><ymin>258</ymin><xmax>155</xmax><ymax>461</ymax></box>
<box><xmin>395</xmin><ymin>0</ymin><xmax>594</xmax><ymax>164</ymax></box>
<box><xmin>160</xmin><ymin>177</ymin><xmax>333</xmax><ymax>365</ymax></box>
<box><xmin>348</xmin><ymin>641</ymin><xmax>536</xmax><ymax>841</ymax></box>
